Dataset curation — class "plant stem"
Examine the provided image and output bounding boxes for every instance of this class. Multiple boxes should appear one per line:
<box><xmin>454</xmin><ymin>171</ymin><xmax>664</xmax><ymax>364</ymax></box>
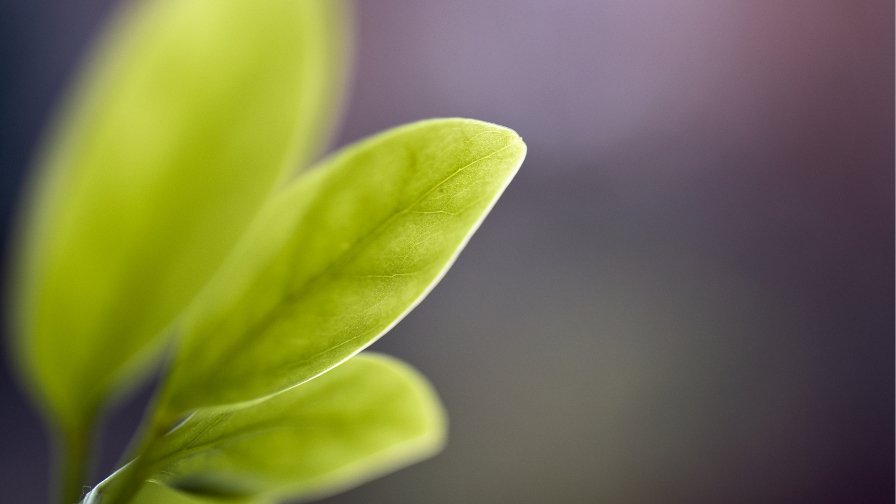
<box><xmin>92</xmin><ymin>412</ymin><xmax>170</xmax><ymax>504</ymax></box>
<box><xmin>56</xmin><ymin>420</ymin><xmax>95</xmax><ymax>504</ymax></box>
<box><xmin>96</xmin><ymin>382</ymin><xmax>177</xmax><ymax>504</ymax></box>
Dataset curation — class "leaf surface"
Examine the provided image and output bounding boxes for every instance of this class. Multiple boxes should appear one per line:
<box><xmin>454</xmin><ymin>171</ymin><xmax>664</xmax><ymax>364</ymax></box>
<box><xmin>160</xmin><ymin>118</ymin><xmax>525</xmax><ymax>415</ymax></box>
<box><xmin>11</xmin><ymin>0</ymin><xmax>348</xmax><ymax>429</ymax></box>
<box><xmin>108</xmin><ymin>354</ymin><xmax>444</xmax><ymax>502</ymax></box>
<box><xmin>131</xmin><ymin>482</ymin><xmax>266</xmax><ymax>504</ymax></box>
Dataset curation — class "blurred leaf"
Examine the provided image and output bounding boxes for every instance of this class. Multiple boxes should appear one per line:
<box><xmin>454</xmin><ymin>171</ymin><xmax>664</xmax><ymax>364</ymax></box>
<box><xmin>158</xmin><ymin>118</ymin><xmax>525</xmax><ymax>416</ymax></box>
<box><xmin>131</xmin><ymin>482</ymin><xmax>266</xmax><ymax>504</ymax></box>
<box><xmin>112</xmin><ymin>354</ymin><xmax>444</xmax><ymax>502</ymax></box>
<box><xmin>10</xmin><ymin>0</ymin><xmax>348</xmax><ymax>430</ymax></box>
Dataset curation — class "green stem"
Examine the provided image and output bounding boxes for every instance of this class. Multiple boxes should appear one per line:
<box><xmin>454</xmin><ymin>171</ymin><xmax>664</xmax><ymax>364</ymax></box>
<box><xmin>95</xmin><ymin>384</ymin><xmax>178</xmax><ymax>504</ymax></box>
<box><xmin>91</xmin><ymin>414</ymin><xmax>170</xmax><ymax>504</ymax></box>
<box><xmin>56</xmin><ymin>420</ymin><xmax>95</xmax><ymax>504</ymax></box>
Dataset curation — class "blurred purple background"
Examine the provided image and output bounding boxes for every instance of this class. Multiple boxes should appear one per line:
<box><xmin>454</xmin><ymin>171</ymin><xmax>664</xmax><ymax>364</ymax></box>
<box><xmin>0</xmin><ymin>1</ymin><xmax>892</xmax><ymax>502</ymax></box>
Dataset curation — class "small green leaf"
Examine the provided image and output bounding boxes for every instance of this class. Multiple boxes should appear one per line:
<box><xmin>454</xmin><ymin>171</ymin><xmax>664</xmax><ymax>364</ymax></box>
<box><xmin>117</xmin><ymin>354</ymin><xmax>443</xmax><ymax>502</ymax></box>
<box><xmin>131</xmin><ymin>482</ymin><xmax>266</xmax><ymax>504</ymax></box>
<box><xmin>10</xmin><ymin>0</ymin><xmax>348</xmax><ymax>430</ymax></box>
<box><xmin>159</xmin><ymin>118</ymin><xmax>525</xmax><ymax>416</ymax></box>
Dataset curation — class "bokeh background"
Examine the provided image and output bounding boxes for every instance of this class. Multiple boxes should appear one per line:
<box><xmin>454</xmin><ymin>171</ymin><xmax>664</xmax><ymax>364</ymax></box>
<box><xmin>1</xmin><ymin>1</ymin><xmax>892</xmax><ymax>502</ymax></box>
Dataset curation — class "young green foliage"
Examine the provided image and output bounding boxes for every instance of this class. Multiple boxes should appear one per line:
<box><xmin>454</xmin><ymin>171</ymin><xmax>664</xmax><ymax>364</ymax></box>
<box><xmin>11</xmin><ymin>0</ymin><xmax>347</xmax><ymax>433</ymax></box>
<box><xmin>9</xmin><ymin>1</ymin><xmax>525</xmax><ymax>503</ymax></box>
<box><xmin>130</xmin><ymin>483</ymin><xmax>265</xmax><ymax>504</ymax></box>
<box><xmin>90</xmin><ymin>354</ymin><xmax>444</xmax><ymax>503</ymax></box>
<box><xmin>156</xmin><ymin>118</ymin><xmax>525</xmax><ymax>420</ymax></box>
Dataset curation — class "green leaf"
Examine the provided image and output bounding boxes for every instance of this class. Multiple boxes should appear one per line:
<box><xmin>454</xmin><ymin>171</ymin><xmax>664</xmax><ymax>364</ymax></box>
<box><xmin>98</xmin><ymin>354</ymin><xmax>444</xmax><ymax>503</ymax></box>
<box><xmin>158</xmin><ymin>118</ymin><xmax>525</xmax><ymax>416</ymax></box>
<box><xmin>130</xmin><ymin>482</ymin><xmax>266</xmax><ymax>504</ymax></box>
<box><xmin>10</xmin><ymin>0</ymin><xmax>348</xmax><ymax>430</ymax></box>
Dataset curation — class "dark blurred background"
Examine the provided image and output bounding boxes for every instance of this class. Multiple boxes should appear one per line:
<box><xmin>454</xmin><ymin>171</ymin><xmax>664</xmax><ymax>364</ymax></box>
<box><xmin>1</xmin><ymin>1</ymin><xmax>893</xmax><ymax>503</ymax></box>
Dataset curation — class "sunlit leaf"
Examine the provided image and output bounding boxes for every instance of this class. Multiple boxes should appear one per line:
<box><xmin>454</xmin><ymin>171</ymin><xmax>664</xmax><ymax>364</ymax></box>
<box><xmin>94</xmin><ymin>354</ymin><xmax>444</xmax><ymax>503</ymax></box>
<box><xmin>158</xmin><ymin>118</ymin><xmax>525</xmax><ymax>417</ymax></box>
<box><xmin>10</xmin><ymin>0</ymin><xmax>348</xmax><ymax>431</ymax></box>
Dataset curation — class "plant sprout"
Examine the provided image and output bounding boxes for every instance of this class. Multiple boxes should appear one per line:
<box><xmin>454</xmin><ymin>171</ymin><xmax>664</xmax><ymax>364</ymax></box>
<box><xmin>8</xmin><ymin>1</ymin><xmax>525</xmax><ymax>503</ymax></box>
